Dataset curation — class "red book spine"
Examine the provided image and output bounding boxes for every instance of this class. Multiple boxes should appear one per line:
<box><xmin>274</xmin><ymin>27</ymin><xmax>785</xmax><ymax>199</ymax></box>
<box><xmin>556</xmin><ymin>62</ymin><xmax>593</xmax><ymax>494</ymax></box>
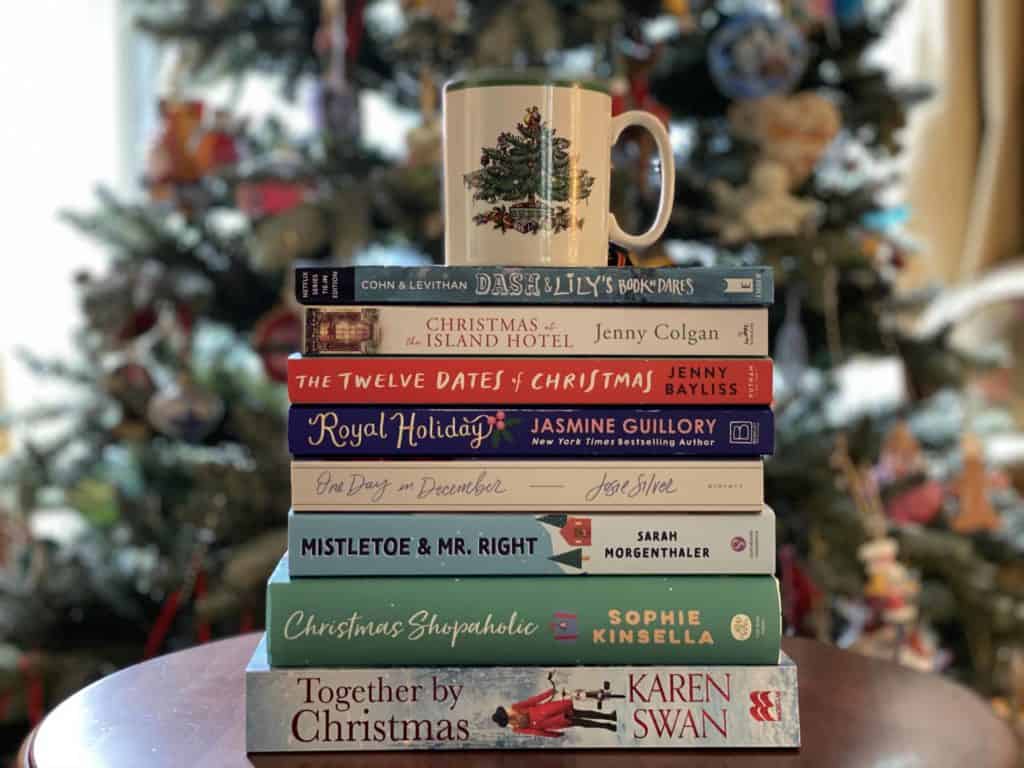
<box><xmin>287</xmin><ymin>357</ymin><xmax>772</xmax><ymax>405</ymax></box>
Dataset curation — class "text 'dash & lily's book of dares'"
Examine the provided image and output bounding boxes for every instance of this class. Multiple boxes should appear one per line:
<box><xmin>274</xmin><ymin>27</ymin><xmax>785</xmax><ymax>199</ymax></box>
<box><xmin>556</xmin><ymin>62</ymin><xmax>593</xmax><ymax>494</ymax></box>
<box><xmin>246</xmin><ymin>264</ymin><xmax>799</xmax><ymax>753</ymax></box>
<box><xmin>294</xmin><ymin>265</ymin><xmax>773</xmax><ymax>305</ymax></box>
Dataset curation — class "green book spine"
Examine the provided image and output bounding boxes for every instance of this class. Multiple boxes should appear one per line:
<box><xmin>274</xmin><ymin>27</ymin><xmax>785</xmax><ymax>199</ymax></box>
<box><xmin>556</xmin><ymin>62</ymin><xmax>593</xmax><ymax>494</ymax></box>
<box><xmin>265</xmin><ymin>556</ymin><xmax>780</xmax><ymax>667</ymax></box>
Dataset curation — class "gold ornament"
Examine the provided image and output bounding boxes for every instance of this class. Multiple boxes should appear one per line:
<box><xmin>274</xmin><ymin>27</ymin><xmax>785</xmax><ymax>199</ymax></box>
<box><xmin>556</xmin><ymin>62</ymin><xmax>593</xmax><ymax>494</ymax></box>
<box><xmin>950</xmin><ymin>433</ymin><xmax>1002</xmax><ymax>534</ymax></box>
<box><xmin>729</xmin><ymin>92</ymin><xmax>841</xmax><ymax>186</ymax></box>
<box><xmin>709</xmin><ymin>161</ymin><xmax>820</xmax><ymax>243</ymax></box>
<box><xmin>406</xmin><ymin>68</ymin><xmax>442</xmax><ymax>168</ymax></box>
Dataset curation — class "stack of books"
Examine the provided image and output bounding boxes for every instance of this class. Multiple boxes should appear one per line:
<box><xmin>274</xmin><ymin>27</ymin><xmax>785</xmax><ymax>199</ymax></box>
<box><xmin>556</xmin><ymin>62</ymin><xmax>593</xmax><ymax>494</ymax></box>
<box><xmin>245</xmin><ymin>264</ymin><xmax>800</xmax><ymax>752</ymax></box>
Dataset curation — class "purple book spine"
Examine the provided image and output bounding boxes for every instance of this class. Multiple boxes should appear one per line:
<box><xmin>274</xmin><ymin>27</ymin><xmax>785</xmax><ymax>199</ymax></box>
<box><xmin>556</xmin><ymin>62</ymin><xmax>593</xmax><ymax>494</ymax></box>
<box><xmin>288</xmin><ymin>406</ymin><xmax>773</xmax><ymax>457</ymax></box>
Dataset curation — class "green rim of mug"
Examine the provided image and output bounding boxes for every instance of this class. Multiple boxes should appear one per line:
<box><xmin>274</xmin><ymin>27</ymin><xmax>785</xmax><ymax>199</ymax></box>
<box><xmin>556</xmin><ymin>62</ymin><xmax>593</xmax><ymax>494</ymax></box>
<box><xmin>445</xmin><ymin>71</ymin><xmax>610</xmax><ymax>95</ymax></box>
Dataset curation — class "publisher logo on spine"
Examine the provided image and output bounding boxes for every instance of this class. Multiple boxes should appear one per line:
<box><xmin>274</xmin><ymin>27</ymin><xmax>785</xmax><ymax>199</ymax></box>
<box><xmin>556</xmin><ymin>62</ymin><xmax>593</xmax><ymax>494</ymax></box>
<box><xmin>749</xmin><ymin>690</ymin><xmax>782</xmax><ymax>722</ymax></box>
<box><xmin>730</xmin><ymin>536</ymin><xmax>747</xmax><ymax>552</ymax></box>
<box><xmin>551</xmin><ymin>611</ymin><xmax>578</xmax><ymax>642</ymax></box>
<box><xmin>728</xmin><ymin>420</ymin><xmax>759</xmax><ymax>445</ymax></box>
<box><xmin>730</xmin><ymin>613</ymin><xmax>753</xmax><ymax>641</ymax></box>
<box><xmin>723</xmin><ymin>277</ymin><xmax>755</xmax><ymax>294</ymax></box>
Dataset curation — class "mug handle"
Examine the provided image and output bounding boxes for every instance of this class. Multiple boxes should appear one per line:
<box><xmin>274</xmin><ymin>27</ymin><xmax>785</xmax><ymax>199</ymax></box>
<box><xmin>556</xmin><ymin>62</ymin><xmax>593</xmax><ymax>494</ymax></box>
<box><xmin>607</xmin><ymin>110</ymin><xmax>676</xmax><ymax>250</ymax></box>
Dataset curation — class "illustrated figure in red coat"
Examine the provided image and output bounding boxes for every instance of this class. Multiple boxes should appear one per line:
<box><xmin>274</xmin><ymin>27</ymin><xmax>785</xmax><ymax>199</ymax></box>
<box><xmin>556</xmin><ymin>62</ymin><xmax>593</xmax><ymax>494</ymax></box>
<box><xmin>491</xmin><ymin>679</ymin><xmax>618</xmax><ymax>737</ymax></box>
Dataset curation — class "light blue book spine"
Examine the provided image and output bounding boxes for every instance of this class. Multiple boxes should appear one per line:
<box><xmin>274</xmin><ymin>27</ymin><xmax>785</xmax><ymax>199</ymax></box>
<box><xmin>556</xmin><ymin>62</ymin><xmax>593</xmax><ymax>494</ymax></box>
<box><xmin>245</xmin><ymin>635</ymin><xmax>800</xmax><ymax>751</ymax></box>
<box><xmin>287</xmin><ymin>509</ymin><xmax>775</xmax><ymax>576</ymax></box>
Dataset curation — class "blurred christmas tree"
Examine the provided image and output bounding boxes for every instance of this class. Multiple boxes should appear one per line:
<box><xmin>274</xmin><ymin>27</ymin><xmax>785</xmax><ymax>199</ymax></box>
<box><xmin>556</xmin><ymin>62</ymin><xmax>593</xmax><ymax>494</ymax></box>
<box><xmin>1</xmin><ymin>0</ymin><xmax>1023</xmax><ymax>751</ymax></box>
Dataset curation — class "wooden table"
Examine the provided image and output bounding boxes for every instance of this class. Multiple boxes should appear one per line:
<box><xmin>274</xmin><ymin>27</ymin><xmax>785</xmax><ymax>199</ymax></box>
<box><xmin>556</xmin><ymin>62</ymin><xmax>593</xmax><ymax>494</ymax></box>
<box><xmin>22</xmin><ymin>633</ymin><xmax>1020</xmax><ymax>768</ymax></box>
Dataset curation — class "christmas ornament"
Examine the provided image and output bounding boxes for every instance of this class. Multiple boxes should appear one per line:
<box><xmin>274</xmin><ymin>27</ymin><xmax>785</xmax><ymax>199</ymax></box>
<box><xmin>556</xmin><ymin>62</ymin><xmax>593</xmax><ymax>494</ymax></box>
<box><xmin>406</xmin><ymin>119</ymin><xmax>442</xmax><ymax>169</ymax></box>
<box><xmin>405</xmin><ymin>69</ymin><xmax>442</xmax><ymax>169</ymax></box>
<box><xmin>886</xmin><ymin>480</ymin><xmax>943</xmax><ymax>526</ymax></box>
<box><xmin>146</xmin><ymin>375</ymin><xmax>224</xmax><ymax>443</ymax></box>
<box><xmin>235</xmin><ymin>179</ymin><xmax>310</xmax><ymax>218</ymax></box>
<box><xmin>709</xmin><ymin>161</ymin><xmax>820</xmax><ymax>243</ymax></box>
<box><xmin>729</xmin><ymin>92</ymin><xmax>841</xmax><ymax>186</ymax></box>
<box><xmin>193</xmin><ymin>108</ymin><xmax>240</xmax><ymax>172</ymax></box>
<box><xmin>708</xmin><ymin>13</ymin><xmax>808</xmax><ymax>101</ymax></box>
<box><xmin>858</xmin><ymin>538</ymin><xmax>918</xmax><ymax>621</ymax></box>
<box><xmin>950</xmin><ymin>433</ymin><xmax>1002</xmax><ymax>534</ymax></box>
<box><xmin>146</xmin><ymin>99</ymin><xmax>206</xmax><ymax>201</ymax></box>
<box><xmin>145</xmin><ymin>100</ymin><xmax>239</xmax><ymax>204</ymax></box>
<box><xmin>252</xmin><ymin>305</ymin><xmax>303</xmax><ymax>382</ymax></box>
<box><xmin>315</xmin><ymin>0</ymin><xmax>362</xmax><ymax>142</ymax></box>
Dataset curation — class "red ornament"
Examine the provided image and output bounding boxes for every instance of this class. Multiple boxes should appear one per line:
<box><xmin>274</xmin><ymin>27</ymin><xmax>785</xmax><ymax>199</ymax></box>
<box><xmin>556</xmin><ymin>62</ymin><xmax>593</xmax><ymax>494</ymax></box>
<box><xmin>252</xmin><ymin>305</ymin><xmax>303</xmax><ymax>382</ymax></box>
<box><xmin>886</xmin><ymin>480</ymin><xmax>944</xmax><ymax>525</ymax></box>
<box><xmin>147</xmin><ymin>99</ymin><xmax>206</xmax><ymax>201</ymax></box>
<box><xmin>235</xmin><ymin>180</ymin><xmax>310</xmax><ymax>217</ymax></box>
<box><xmin>195</xmin><ymin>110</ymin><xmax>239</xmax><ymax>172</ymax></box>
<box><xmin>146</xmin><ymin>100</ymin><xmax>240</xmax><ymax>204</ymax></box>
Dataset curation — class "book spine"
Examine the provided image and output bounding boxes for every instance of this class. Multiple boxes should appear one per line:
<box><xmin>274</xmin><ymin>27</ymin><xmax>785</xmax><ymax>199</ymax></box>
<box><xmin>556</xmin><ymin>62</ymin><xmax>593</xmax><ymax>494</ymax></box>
<box><xmin>246</xmin><ymin>638</ymin><xmax>801</xmax><ymax>751</ymax></box>
<box><xmin>288</xmin><ymin>406</ymin><xmax>774</xmax><ymax>458</ymax></box>
<box><xmin>287</xmin><ymin>510</ymin><xmax>776</xmax><ymax>576</ymax></box>
<box><xmin>287</xmin><ymin>357</ymin><xmax>774</xmax><ymax>405</ymax></box>
<box><xmin>294</xmin><ymin>266</ymin><xmax>773</xmax><ymax>305</ymax></box>
<box><xmin>264</xmin><ymin>565</ymin><xmax>782</xmax><ymax>667</ymax></box>
<box><xmin>302</xmin><ymin>306</ymin><xmax>768</xmax><ymax>357</ymax></box>
<box><xmin>290</xmin><ymin>459</ymin><xmax>763</xmax><ymax>512</ymax></box>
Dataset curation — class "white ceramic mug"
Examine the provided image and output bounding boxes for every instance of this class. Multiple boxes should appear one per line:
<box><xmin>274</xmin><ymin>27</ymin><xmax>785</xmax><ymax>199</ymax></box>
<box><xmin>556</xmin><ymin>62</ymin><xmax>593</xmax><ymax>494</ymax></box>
<box><xmin>443</xmin><ymin>73</ymin><xmax>675</xmax><ymax>266</ymax></box>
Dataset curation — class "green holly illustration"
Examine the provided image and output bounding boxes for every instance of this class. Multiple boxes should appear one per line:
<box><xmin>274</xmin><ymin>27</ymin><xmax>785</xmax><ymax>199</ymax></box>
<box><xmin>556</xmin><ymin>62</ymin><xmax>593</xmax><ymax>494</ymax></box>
<box><xmin>488</xmin><ymin>410</ymin><xmax>521</xmax><ymax>447</ymax></box>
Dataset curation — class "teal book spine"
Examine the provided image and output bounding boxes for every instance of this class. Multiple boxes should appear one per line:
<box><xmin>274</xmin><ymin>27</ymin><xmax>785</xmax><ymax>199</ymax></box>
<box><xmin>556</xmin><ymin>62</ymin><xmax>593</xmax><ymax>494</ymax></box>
<box><xmin>265</xmin><ymin>556</ymin><xmax>781</xmax><ymax>667</ymax></box>
<box><xmin>293</xmin><ymin>266</ymin><xmax>774</xmax><ymax>305</ymax></box>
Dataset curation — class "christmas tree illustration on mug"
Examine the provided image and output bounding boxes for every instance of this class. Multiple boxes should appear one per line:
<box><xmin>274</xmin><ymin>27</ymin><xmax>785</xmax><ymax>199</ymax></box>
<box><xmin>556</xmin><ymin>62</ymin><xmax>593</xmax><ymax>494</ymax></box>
<box><xmin>464</xmin><ymin>106</ymin><xmax>595</xmax><ymax>234</ymax></box>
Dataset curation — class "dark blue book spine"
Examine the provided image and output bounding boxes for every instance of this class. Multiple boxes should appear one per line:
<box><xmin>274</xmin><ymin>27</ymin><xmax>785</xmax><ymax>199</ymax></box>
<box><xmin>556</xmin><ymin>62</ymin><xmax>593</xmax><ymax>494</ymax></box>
<box><xmin>288</xmin><ymin>406</ymin><xmax>773</xmax><ymax>457</ymax></box>
<box><xmin>294</xmin><ymin>266</ymin><xmax>772</xmax><ymax>305</ymax></box>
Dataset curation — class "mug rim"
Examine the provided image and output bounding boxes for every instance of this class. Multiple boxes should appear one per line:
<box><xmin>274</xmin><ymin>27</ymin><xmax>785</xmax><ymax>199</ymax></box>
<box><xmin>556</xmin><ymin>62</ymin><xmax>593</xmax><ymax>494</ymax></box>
<box><xmin>445</xmin><ymin>70</ymin><xmax>609</xmax><ymax>95</ymax></box>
